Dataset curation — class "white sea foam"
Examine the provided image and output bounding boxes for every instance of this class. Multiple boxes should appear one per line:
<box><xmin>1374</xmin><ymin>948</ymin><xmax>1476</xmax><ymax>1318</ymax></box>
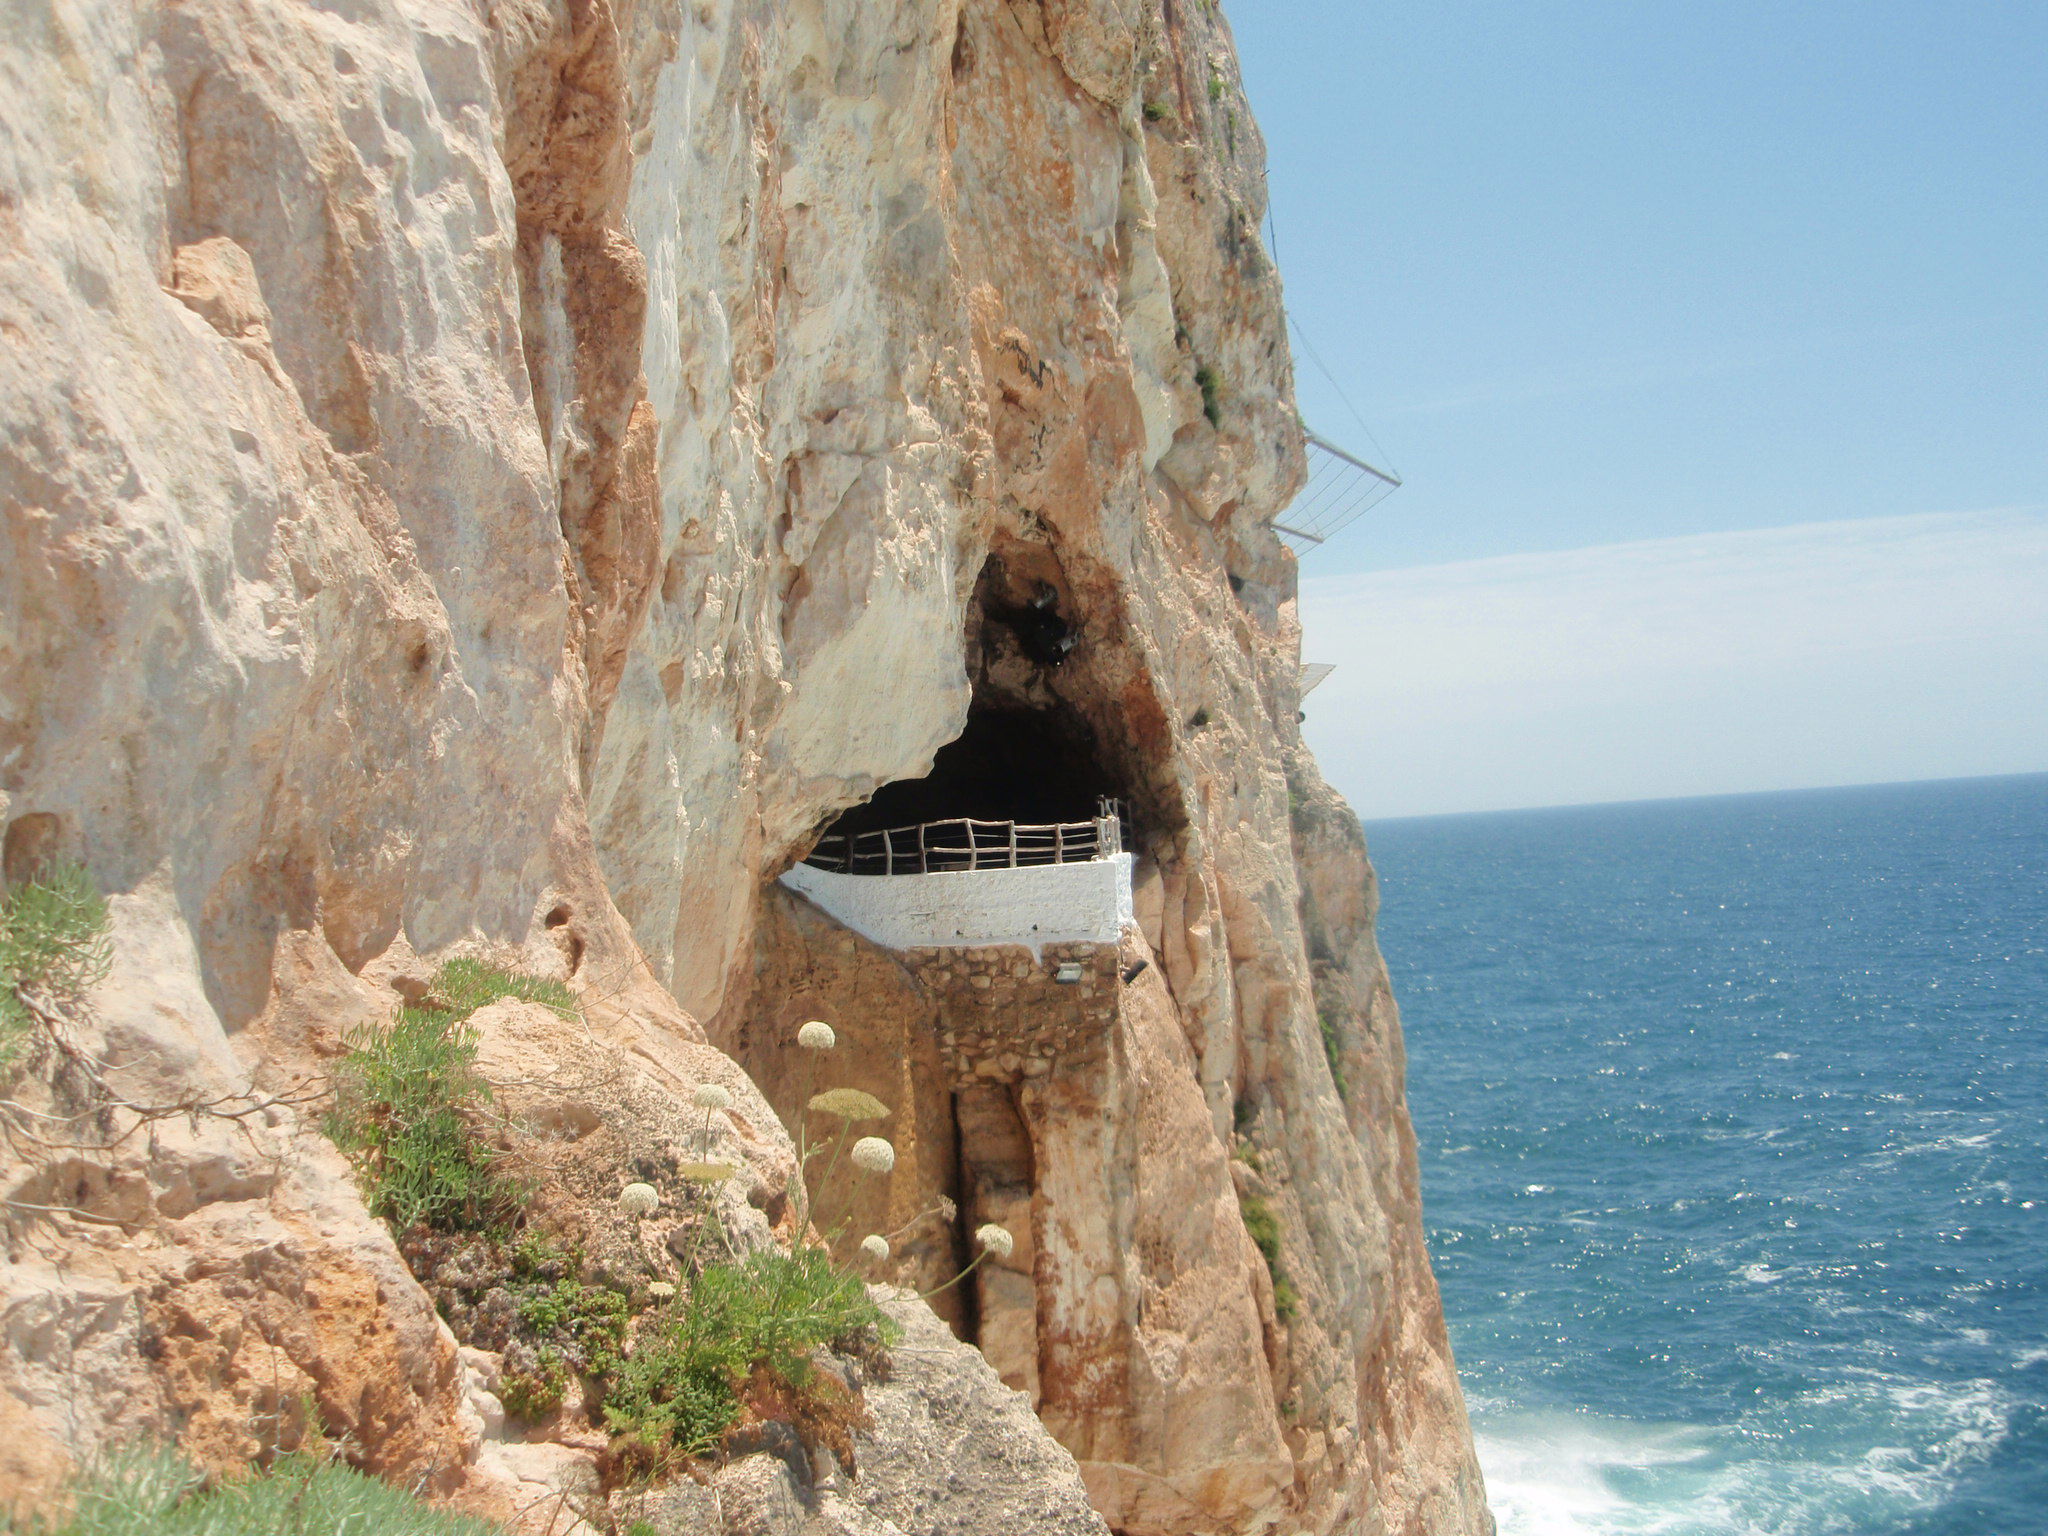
<box><xmin>1474</xmin><ymin>1412</ymin><xmax>1712</xmax><ymax>1536</ymax></box>
<box><xmin>1893</xmin><ymin>1131</ymin><xmax>1998</xmax><ymax>1156</ymax></box>
<box><xmin>1473</xmin><ymin>1377</ymin><xmax>2014</xmax><ymax>1536</ymax></box>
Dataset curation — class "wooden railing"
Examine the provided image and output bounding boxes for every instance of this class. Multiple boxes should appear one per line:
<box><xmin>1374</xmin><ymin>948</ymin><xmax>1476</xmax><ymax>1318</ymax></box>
<box><xmin>805</xmin><ymin>799</ymin><xmax>1124</xmax><ymax>876</ymax></box>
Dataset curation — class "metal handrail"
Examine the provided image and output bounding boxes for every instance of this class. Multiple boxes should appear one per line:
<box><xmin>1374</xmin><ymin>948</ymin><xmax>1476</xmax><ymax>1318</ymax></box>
<box><xmin>1268</xmin><ymin>431</ymin><xmax>1401</xmax><ymax>551</ymax></box>
<box><xmin>806</xmin><ymin>799</ymin><xmax>1125</xmax><ymax>876</ymax></box>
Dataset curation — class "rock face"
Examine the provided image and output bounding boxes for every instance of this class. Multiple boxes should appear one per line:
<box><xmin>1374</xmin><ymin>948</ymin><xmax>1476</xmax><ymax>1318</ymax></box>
<box><xmin>0</xmin><ymin>0</ymin><xmax>1490</xmax><ymax>1530</ymax></box>
<box><xmin>613</xmin><ymin>1294</ymin><xmax>1117</xmax><ymax>1536</ymax></box>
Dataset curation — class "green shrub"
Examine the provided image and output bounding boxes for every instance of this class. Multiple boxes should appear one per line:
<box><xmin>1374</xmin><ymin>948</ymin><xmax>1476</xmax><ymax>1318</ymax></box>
<box><xmin>1142</xmin><ymin>99</ymin><xmax>1169</xmax><ymax>122</ymax></box>
<box><xmin>326</xmin><ymin>959</ymin><xmax>565</xmax><ymax>1233</ymax></box>
<box><xmin>499</xmin><ymin>1252</ymin><xmax>632</xmax><ymax>1418</ymax></box>
<box><xmin>1318</xmin><ymin>1010</ymin><xmax>1350</xmax><ymax>1102</ymax></box>
<box><xmin>429</xmin><ymin>957</ymin><xmax>575</xmax><ymax>1020</ymax></box>
<box><xmin>1270</xmin><ymin>1276</ymin><xmax>1301</xmax><ymax>1320</ymax></box>
<box><xmin>1238</xmin><ymin>1193</ymin><xmax>1299</xmax><ymax>1322</ymax></box>
<box><xmin>1239</xmin><ymin>1194</ymin><xmax>1281</xmax><ymax>1267</ymax></box>
<box><xmin>605</xmin><ymin>1245</ymin><xmax>894</xmax><ymax>1474</ymax></box>
<box><xmin>0</xmin><ymin>1445</ymin><xmax>507</xmax><ymax>1536</ymax></box>
<box><xmin>496</xmin><ymin>1353</ymin><xmax>568</xmax><ymax>1421</ymax></box>
<box><xmin>1194</xmin><ymin>364</ymin><xmax>1222</xmax><ymax>427</ymax></box>
<box><xmin>0</xmin><ymin>861</ymin><xmax>111</xmax><ymax>1075</ymax></box>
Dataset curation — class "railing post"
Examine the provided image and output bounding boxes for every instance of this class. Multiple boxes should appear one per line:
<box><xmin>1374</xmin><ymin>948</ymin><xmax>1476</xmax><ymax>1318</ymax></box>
<box><xmin>1009</xmin><ymin>822</ymin><xmax>1017</xmax><ymax>869</ymax></box>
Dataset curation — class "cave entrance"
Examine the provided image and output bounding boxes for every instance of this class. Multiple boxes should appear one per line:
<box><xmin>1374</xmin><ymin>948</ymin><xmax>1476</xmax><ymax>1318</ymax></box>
<box><xmin>806</xmin><ymin>703</ymin><xmax>1128</xmax><ymax>876</ymax></box>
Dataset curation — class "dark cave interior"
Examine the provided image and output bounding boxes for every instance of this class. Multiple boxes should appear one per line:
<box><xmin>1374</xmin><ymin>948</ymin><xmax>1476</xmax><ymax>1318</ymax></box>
<box><xmin>822</xmin><ymin>702</ymin><xmax>1122</xmax><ymax>838</ymax></box>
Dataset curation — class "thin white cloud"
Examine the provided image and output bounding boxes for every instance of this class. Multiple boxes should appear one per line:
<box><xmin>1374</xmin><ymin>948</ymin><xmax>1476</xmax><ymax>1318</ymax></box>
<box><xmin>1299</xmin><ymin>509</ymin><xmax>2048</xmax><ymax>818</ymax></box>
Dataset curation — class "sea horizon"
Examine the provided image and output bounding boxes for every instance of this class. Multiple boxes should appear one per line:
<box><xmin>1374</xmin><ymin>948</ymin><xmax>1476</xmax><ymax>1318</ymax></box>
<box><xmin>1360</xmin><ymin>765</ymin><xmax>2048</xmax><ymax>829</ymax></box>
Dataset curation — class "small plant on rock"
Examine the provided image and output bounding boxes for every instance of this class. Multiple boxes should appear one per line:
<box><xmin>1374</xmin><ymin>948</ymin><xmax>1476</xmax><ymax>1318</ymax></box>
<box><xmin>326</xmin><ymin>958</ymin><xmax>565</xmax><ymax>1233</ymax></box>
<box><xmin>0</xmin><ymin>1443</ymin><xmax>509</xmax><ymax>1536</ymax></box>
<box><xmin>0</xmin><ymin>860</ymin><xmax>111</xmax><ymax>1078</ymax></box>
<box><xmin>602</xmin><ymin>1244</ymin><xmax>894</xmax><ymax>1481</ymax></box>
<box><xmin>1319</xmin><ymin>1009</ymin><xmax>1350</xmax><ymax>1102</ymax></box>
<box><xmin>1239</xmin><ymin>1192</ymin><xmax>1300</xmax><ymax>1322</ymax></box>
<box><xmin>497</xmin><ymin>1242</ymin><xmax>633</xmax><ymax>1420</ymax></box>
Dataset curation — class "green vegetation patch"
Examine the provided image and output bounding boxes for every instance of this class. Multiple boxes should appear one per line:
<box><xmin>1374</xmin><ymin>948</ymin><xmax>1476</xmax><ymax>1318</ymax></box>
<box><xmin>1318</xmin><ymin>1010</ymin><xmax>1350</xmax><ymax>1102</ymax></box>
<box><xmin>498</xmin><ymin>1242</ymin><xmax>633</xmax><ymax>1420</ymax></box>
<box><xmin>1239</xmin><ymin>1193</ymin><xmax>1300</xmax><ymax>1322</ymax></box>
<box><xmin>327</xmin><ymin>958</ymin><xmax>568</xmax><ymax>1233</ymax></box>
<box><xmin>604</xmin><ymin>1245</ymin><xmax>895</xmax><ymax>1481</ymax></box>
<box><xmin>0</xmin><ymin>861</ymin><xmax>111</xmax><ymax>1076</ymax></box>
<box><xmin>428</xmin><ymin>957</ymin><xmax>575</xmax><ymax>1020</ymax></box>
<box><xmin>1</xmin><ymin>1446</ymin><xmax>506</xmax><ymax>1536</ymax></box>
<box><xmin>1194</xmin><ymin>364</ymin><xmax>1222</xmax><ymax>427</ymax></box>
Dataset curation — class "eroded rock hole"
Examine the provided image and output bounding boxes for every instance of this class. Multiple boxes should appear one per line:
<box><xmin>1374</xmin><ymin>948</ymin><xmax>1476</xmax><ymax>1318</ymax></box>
<box><xmin>2</xmin><ymin>813</ymin><xmax>62</xmax><ymax>888</ymax></box>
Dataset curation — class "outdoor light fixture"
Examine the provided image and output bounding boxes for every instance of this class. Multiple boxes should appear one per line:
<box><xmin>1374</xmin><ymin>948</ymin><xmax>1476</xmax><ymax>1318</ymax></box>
<box><xmin>1054</xmin><ymin>961</ymin><xmax>1084</xmax><ymax>984</ymax></box>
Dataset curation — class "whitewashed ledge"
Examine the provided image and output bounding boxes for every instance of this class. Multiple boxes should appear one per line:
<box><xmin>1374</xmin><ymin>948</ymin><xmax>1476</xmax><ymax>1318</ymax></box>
<box><xmin>780</xmin><ymin>853</ymin><xmax>1135</xmax><ymax>954</ymax></box>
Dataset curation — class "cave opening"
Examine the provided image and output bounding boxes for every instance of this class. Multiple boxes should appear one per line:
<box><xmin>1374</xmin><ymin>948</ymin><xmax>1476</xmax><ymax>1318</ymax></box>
<box><xmin>824</xmin><ymin>703</ymin><xmax>1121</xmax><ymax>839</ymax></box>
<box><xmin>800</xmin><ymin>544</ymin><xmax>1177</xmax><ymax>888</ymax></box>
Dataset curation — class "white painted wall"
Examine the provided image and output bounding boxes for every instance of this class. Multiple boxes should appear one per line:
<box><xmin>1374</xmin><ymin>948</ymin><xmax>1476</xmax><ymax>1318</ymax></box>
<box><xmin>779</xmin><ymin>853</ymin><xmax>1135</xmax><ymax>953</ymax></box>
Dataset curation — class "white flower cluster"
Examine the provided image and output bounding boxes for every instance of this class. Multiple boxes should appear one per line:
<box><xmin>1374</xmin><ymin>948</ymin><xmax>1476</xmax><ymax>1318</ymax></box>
<box><xmin>692</xmin><ymin>1082</ymin><xmax>732</xmax><ymax>1111</ymax></box>
<box><xmin>975</xmin><ymin>1223</ymin><xmax>1014</xmax><ymax>1260</ymax></box>
<box><xmin>797</xmin><ymin>1020</ymin><xmax>836</xmax><ymax>1051</ymax></box>
<box><xmin>618</xmin><ymin>1182</ymin><xmax>660</xmax><ymax>1217</ymax></box>
<box><xmin>860</xmin><ymin>1234</ymin><xmax>891</xmax><ymax>1262</ymax></box>
<box><xmin>850</xmin><ymin>1136</ymin><xmax>896</xmax><ymax>1174</ymax></box>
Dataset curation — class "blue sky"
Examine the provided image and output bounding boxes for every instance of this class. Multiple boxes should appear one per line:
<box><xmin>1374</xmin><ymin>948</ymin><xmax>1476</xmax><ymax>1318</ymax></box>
<box><xmin>1229</xmin><ymin>1</ymin><xmax>2048</xmax><ymax>813</ymax></box>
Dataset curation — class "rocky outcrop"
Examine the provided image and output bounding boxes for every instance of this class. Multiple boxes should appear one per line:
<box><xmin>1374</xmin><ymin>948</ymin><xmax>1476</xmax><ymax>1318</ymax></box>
<box><xmin>610</xmin><ymin>1295</ymin><xmax>1112</xmax><ymax>1536</ymax></box>
<box><xmin>0</xmin><ymin>0</ymin><xmax>1489</xmax><ymax>1531</ymax></box>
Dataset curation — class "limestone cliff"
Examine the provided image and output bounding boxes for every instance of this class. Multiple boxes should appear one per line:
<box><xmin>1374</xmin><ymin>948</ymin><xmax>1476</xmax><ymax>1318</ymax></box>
<box><xmin>0</xmin><ymin>0</ymin><xmax>1490</xmax><ymax>1530</ymax></box>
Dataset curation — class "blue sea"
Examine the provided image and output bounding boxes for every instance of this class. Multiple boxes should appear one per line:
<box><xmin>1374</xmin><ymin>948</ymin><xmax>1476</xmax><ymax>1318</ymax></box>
<box><xmin>1367</xmin><ymin>773</ymin><xmax>2048</xmax><ymax>1536</ymax></box>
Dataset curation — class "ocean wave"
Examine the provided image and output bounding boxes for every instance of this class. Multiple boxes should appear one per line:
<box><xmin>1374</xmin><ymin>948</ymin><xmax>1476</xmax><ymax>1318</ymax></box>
<box><xmin>1474</xmin><ymin>1412</ymin><xmax>1714</xmax><ymax>1536</ymax></box>
<box><xmin>1888</xmin><ymin>1131</ymin><xmax>1999</xmax><ymax>1157</ymax></box>
<box><xmin>1473</xmin><ymin>1377</ymin><xmax>2014</xmax><ymax>1536</ymax></box>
